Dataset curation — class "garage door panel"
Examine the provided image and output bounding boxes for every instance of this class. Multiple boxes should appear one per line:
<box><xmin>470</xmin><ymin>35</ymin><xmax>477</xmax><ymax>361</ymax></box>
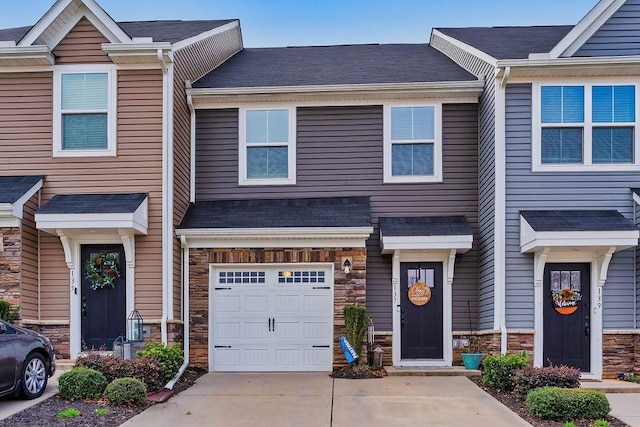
<box><xmin>212</xmin><ymin>266</ymin><xmax>333</xmax><ymax>372</ymax></box>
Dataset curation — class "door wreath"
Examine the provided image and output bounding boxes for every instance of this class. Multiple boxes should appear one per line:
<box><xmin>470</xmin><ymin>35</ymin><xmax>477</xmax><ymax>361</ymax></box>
<box><xmin>85</xmin><ymin>251</ymin><xmax>120</xmax><ymax>290</ymax></box>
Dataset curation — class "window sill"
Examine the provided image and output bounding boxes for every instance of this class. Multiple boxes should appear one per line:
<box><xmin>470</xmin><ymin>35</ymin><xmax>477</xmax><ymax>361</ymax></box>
<box><xmin>53</xmin><ymin>149</ymin><xmax>117</xmax><ymax>158</ymax></box>
<box><xmin>239</xmin><ymin>177</ymin><xmax>297</xmax><ymax>186</ymax></box>
<box><xmin>383</xmin><ymin>175</ymin><xmax>443</xmax><ymax>184</ymax></box>
<box><xmin>532</xmin><ymin>163</ymin><xmax>640</xmax><ymax>173</ymax></box>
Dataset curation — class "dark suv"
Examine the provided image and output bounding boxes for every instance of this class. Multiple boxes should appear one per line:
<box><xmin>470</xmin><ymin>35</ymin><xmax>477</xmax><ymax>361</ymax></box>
<box><xmin>0</xmin><ymin>320</ymin><xmax>56</xmax><ymax>399</ymax></box>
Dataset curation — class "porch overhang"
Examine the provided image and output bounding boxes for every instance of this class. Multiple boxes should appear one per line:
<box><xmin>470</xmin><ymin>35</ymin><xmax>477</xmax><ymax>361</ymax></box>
<box><xmin>520</xmin><ymin>210</ymin><xmax>639</xmax><ymax>254</ymax></box>
<box><xmin>379</xmin><ymin>216</ymin><xmax>473</xmax><ymax>255</ymax></box>
<box><xmin>35</xmin><ymin>193</ymin><xmax>148</xmax><ymax>236</ymax></box>
<box><xmin>0</xmin><ymin>176</ymin><xmax>43</xmax><ymax>227</ymax></box>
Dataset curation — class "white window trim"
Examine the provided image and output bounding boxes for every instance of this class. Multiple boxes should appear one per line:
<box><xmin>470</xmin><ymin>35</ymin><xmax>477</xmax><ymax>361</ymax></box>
<box><xmin>383</xmin><ymin>103</ymin><xmax>443</xmax><ymax>183</ymax></box>
<box><xmin>53</xmin><ymin>65</ymin><xmax>117</xmax><ymax>158</ymax></box>
<box><xmin>532</xmin><ymin>81</ymin><xmax>640</xmax><ymax>172</ymax></box>
<box><xmin>238</xmin><ymin>106</ymin><xmax>296</xmax><ymax>186</ymax></box>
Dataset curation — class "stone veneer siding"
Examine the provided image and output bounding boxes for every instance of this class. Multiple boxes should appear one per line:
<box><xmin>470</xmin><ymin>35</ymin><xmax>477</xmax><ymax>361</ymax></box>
<box><xmin>602</xmin><ymin>333</ymin><xmax>640</xmax><ymax>378</ymax></box>
<box><xmin>0</xmin><ymin>227</ymin><xmax>21</xmax><ymax>307</ymax></box>
<box><xmin>188</xmin><ymin>247</ymin><xmax>367</xmax><ymax>370</ymax></box>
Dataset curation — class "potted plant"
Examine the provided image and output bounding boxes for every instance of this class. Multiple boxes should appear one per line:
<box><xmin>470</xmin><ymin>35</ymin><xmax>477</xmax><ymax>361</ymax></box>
<box><xmin>461</xmin><ymin>300</ymin><xmax>482</xmax><ymax>370</ymax></box>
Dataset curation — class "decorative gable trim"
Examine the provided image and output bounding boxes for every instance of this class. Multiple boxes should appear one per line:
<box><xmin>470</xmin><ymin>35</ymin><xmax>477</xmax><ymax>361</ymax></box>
<box><xmin>18</xmin><ymin>0</ymin><xmax>132</xmax><ymax>48</ymax></box>
<box><xmin>548</xmin><ymin>0</ymin><xmax>627</xmax><ymax>58</ymax></box>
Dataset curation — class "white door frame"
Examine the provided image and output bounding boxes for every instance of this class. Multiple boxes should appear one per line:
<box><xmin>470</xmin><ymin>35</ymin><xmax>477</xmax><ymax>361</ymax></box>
<box><xmin>207</xmin><ymin>262</ymin><xmax>335</xmax><ymax>372</ymax></box>
<box><xmin>392</xmin><ymin>249</ymin><xmax>457</xmax><ymax>367</ymax></box>
<box><xmin>532</xmin><ymin>246</ymin><xmax>615</xmax><ymax>380</ymax></box>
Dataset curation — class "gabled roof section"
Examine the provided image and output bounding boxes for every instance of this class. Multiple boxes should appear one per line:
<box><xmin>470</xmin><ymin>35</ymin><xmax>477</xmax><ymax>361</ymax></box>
<box><xmin>436</xmin><ymin>26</ymin><xmax>573</xmax><ymax>60</ymax></box>
<box><xmin>193</xmin><ymin>44</ymin><xmax>476</xmax><ymax>89</ymax></box>
<box><xmin>0</xmin><ymin>176</ymin><xmax>43</xmax><ymax>226</ymax></box>
<box><xmin>379</xmin><ymin>216</ymin><xmax>473</xmax><ymax>254</ymax></box>
<box><xmin>549</xmin><ymin>0</ymin><xmax>628</xmax><ymax>58</ymax></box>
<box><xmin>18</xmin><ymin>0</ymin><xmax>132</xmax><ymax>48</ymax></box>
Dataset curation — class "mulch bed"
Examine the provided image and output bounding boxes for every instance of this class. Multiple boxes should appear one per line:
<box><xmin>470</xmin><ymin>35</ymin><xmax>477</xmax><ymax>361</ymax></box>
<box><xmin>330</xmin><ymin>365</ymin><xmax>386</xmax><ymax>379</ymax></box>
<box><xmin>0</xmin><ymin>367</ymin><xmax>206</xmax><ymax>427</ymax></box>
<box><xmin>469</xmin><ymin>375</ymin><xmax>628</xmax><ymax>427</ymax></box>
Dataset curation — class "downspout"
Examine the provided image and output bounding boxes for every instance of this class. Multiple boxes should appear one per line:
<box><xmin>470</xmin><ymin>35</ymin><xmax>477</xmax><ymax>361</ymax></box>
<box><xmin>158</xmin><ymin>48</ymin><xmax>169</xmax><ymax>345</ymax></box>
<box><xmin>165</xmin><ymin>235</ymin><xmax>190</xmax><ymax>389</ymax></box>
<box><xmin>187</xmin><ymin>84</ymin><xmax>196</xmax><ymax>203</ymax></box>
<box><xmin>496</xmin><ymin>66</ymin><xmax>510</xmax><ymax>354</ymax></box>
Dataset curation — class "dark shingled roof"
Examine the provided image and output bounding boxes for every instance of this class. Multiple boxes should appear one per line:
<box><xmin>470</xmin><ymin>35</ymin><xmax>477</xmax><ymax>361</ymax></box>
<box><xmin>37</xmin><ymin>193</ymin><xmax>147</xmax><ymax>214</ymax></box>
<box><xmin>0</xmin><ymin>20</ymin><xmax>235</xmax><ymax>44</ymax></box>
<box><xmin>178</xmin><ymin>197</ymin><xmax>371</xmax><ymax>229</ymax></box>
<box><xmin>193</xmin><ymin>44</ymin><xmax>477</xmax><ymax>88</ymax></box>
<box><xmin>379</xmin><ymin>216</ymin><xmax>472</xmax><ymax>237</ymax></box>
<box><xmin>520</xmin><ymin>210</ymin><xmax>638</xmax><ymax>232</ymax></box>
<box><xmin>436</xmin><ymin>26</ymin><xmax>574</xmax><ymax>60</ymax></box>
<box><xmin>0</xmin><ymin>176</ymin><xmax>43</xmax><ymax>204</ymax></box>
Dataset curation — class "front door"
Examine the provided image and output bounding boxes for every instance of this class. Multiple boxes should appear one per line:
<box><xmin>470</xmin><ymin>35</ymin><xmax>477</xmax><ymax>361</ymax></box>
<box><xmin>81</xmin><ymin>244</ymin><xmax>126</xmax><ymax>351</ymax></box>
<box><xmin>543</xmin><ymin>263</ymin><xmax>590</xmax><ymax>371</ymax></box>
<box><xmin>400</xmin><ymin>262</ymin><xmax>443</xmax><ymax>359</ymax></box>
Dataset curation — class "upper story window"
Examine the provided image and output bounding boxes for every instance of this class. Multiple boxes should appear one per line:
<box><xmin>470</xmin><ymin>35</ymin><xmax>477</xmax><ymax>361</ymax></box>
<box><xmin>533</xmin><ymin>82</ymin><xmax>639</xmax><ymax>171</ymax></box>
<box><xmin>53</xmin><ymin>67</ymin><xmax>116</xmax><ymax>157</ymax></box>
<box><xmin>239</xmin><ymin>107</ymin><xmax>296</xmax><ymax>185</ymax></box>
<box><xmin>384</xmin><ymin>104</ymin><xmax>442</xmax><ymax>183</ymax></box>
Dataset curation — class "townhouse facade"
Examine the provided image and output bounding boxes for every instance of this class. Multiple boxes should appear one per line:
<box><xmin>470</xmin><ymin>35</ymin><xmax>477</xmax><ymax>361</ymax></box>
<box><xmin>2</xmin><ymin>0</ymin><xmax>640</xmax><ymax>379</ymax></box>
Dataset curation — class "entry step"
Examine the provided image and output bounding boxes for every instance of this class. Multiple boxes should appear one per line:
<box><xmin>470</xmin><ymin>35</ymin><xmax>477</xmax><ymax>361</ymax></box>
<box><xmin>385</xmin><ymin>366</ymin><xmax>480</xmax><ymax>377</ymax></box>
<box><xmin>580</xmin><ymin>380</ymin><xmax>640</xmax><ymax>393</ymax></box>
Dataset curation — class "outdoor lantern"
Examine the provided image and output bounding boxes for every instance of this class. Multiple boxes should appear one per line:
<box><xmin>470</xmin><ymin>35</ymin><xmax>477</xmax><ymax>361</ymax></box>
<box><xmin>372</xmin><ymin>346</ymin><xmax>384</xmax><ymax>367</ymax></box>
<box><xmin>127</xmin><ymin>309</ymin><xmax>144</xmax><ymax>342</ymax></box>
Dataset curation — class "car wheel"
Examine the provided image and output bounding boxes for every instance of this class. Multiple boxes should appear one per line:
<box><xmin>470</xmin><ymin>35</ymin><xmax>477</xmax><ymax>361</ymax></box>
<box><xmin>20</xmin><ymin>353</ymin><xmax>48</xmax><ymax>399</ymax></box>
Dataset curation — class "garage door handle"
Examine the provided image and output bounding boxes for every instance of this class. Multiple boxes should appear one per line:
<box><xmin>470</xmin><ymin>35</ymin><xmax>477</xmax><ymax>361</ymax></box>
<box><xmin>268</xmin><ymin>318</ymin><xmax>272</xmax><ymax>331</ymax></box>
<box><xmin>313</xmin><ymin>286</ymin><xmax>330</xmax><ymax>290</ymax></box>
<box><xmin>215</xmin><ymin>287</ymin><xmax>232</xmax><ymax>290</ymax></box>
<box><xmin>214</xmin><ymin>345</ymin><xmax>231</xmax><ymax>348</ymax></box>
<box><xmin>313</xmin><ymin>345</ymin><xmax>330</xmax><ymax>348</ymax></box>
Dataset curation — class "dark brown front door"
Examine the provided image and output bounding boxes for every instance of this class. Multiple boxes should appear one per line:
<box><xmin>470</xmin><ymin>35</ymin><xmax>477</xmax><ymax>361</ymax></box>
<box><xmin>81</xmin><ymin>244</ymin><xmax>126</xmax><ymax>351</ymax></box>
<box><xmin>400</xmin><ymin>262</ymin><xmax>443</xmax><ymax>359</ymax></box>
<box><xmin>543</xmin><ymin>263</ymin><xmax>590</xmax><ymax>371</ymax></box>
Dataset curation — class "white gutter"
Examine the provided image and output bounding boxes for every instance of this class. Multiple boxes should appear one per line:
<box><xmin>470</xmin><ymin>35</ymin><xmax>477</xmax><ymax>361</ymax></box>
<box><xmin>495</xmin><ymin>66</ymin><xmax>510</xmax><ymax>355</ymax></box>
<box><xmin>159</xmin><ymin>48</ymin><xmax>170</xmax><ymax>345</ymax></box>
<box><xmin>186</xmin><ymin>84</ymin><xmax>196</xmax><ymax>203</ymax></box>
<box><xmin>496</xmin><ymin>55</ymin><xmax>640</xmax><ymax>71</ymax></box>
<box><xmin>165</xmin><ymin>235</ymin><xmax>190</xmax><ymax>390</ymax></box>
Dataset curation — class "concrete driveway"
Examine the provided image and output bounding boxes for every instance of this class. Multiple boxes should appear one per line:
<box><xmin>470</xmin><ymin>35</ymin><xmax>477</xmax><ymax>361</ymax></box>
<box><xmin>121</xmin><ymin>373</ymin><xmax>531</xmax><ymax>427</ymax></box>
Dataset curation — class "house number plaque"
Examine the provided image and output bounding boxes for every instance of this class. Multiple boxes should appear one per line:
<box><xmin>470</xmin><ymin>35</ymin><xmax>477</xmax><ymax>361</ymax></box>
<box><xmin>408</xmin><ymin>282</ymin><xmax>431</xmax><ymax>306</ymax></box>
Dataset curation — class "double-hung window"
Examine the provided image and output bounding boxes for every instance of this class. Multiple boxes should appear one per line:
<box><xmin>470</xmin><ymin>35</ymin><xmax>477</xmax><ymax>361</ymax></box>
<box><xmin>534</xmin><ymin>82</ymin><xmax>638</xmax><ymax>170</ymax></box>
<box><xmin>239</xmin><ymin>107</ymin><xmax>296</xmax><ymax>185</ymax></box>
<box><xmin>53</xmin><ymin>68</ymin><xmax>116</xmax><ymax>157</ymax></box>
<box><xmin>384</xmin><ymin>104</ymin><xmax>442</xmax><ymax>183</ymax></box>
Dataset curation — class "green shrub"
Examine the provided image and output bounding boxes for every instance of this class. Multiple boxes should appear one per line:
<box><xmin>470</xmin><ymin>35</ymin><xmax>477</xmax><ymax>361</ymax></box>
<box><xmin>103</xmin><ymin>377</ymin><xmax>147</xmax><ymax>406</ymax></box>
<box><xmin>514</xmin><ymin>365</ymin><xmax>580</xmax><ymax>398</ymax></box>
<box><xmin>76</xmin><ymin>353</ymin><xmax>164</xmax><ymax>392</ymax></box>
<box><xmin>343</xmin><ymin>305</ymin><xmax>370</xmax><ymax>365</ymax></box>
<box><xmin>136</xmin><ymin>342</ymin><xmax>184</xmax><ymax>382</ymax></box>
<box><xmin>58</xmin><ymin>367</ymin><xmax>108</xmax><ymax>400</ymax></box>
<box><xmin>0</xmin><ymin>300</ymin><xmax>19</xmax><ymax>323</ymax></box>
<box><xmin>482</xmin><ymin>350</ymin><xmax>529</xmax><ymax>390</ymax></box>
<box><xmin>526</xmin><ymin>387</ymin><xmax>610</xmax><ymax>420</ymax></box>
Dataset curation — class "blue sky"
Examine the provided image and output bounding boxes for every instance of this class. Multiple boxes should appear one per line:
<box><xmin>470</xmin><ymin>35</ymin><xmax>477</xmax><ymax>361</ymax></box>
<box><xmin>1</xmin><ymin>0</ymin><xmax>597</xmax><ymax>47</ymax></box>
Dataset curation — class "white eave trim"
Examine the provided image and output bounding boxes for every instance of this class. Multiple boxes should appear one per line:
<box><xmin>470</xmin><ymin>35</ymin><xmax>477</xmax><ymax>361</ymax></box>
<box><xmin>0</xmin><ymin>179</ymin><xmax>43</xmax><ymax>224</ymax></box>
<box><xmin>36</xmin><ymin>198</ymin><xmax>148</xmax><ymax>236</ymax></box>
<box><xmin>0</xmin><ymin>46</ymin><xmax>55</xmax><ymax>66</ymax></box>
<box><xmin>496</xmin><ymin>55</ymin><xmax>640</xmax><ymax>79</ymax></box>
<box><xmin>187</xmin><ymin>81</ymin><xmax>484</xmax><ymax>106</ymax></box>
<box><xmin>380</xmin><ymin>233</ymin><xmax>473</xmax><ymax>255</ymax></box>
<box><xmin>102</xmin><ymin>42</ymin><xmax>172</xmax><ymax>64</ymax></box>
<box><xmin>519</xmin><ymin>216</ymin><xmax>639</xmax><ymax>254</ymax></box>
<box><xmin>176</xmin><ymin>226</ymin><xmax>374</xmax><ymax>249</ymax></box>
<box><xmin>548</xmin><ymin>0</ymin><xmax>626</xmax><ymax>58</ymax></box>
<box><xmin>430</xmin><ymin>29</ymin><xmax>498</xmax><ymax>67</ymax></box>
<box><xmin>171</xmin><ymin>20</ymin><xmax>240</xmax><ymax>52</ymax></box>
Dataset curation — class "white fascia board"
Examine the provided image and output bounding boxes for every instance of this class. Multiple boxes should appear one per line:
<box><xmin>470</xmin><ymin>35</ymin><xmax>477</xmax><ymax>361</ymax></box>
<box><xmin>176</xmin><ymin>226</ymin><xmax>373</xmax><ymax>249</ymax></box>
<box><xmin>187</xmin><ymin>81</ymin><xmax>484</xmax><ymax>106</ymax></box>
<box><xmin>79</xmin><ymin>0</ymin><xmax>133</xmax><ymax>43</ymax></box>
<box><xmin>36</xmin><ymin>209</ymin><xmax>148</xmax><ymax>235</ymax></box>
<box><xmin>0</xmin><ymin>46</ymin><xmax>55</xmax><ymax>66</ymax></box>
<box><xmin>11</xmin><ymin>179</ymin><xmax>43</xmax><ymax>219</ymax></box>
<box><xmin>380</xmin><ymin>233</ymin><xmax>473</xmax><ymax>255</ymax></box>
<box><xmin>430</xmin><ymin>29</ymin><xmax>498</xmax><ymax>67</ymax></box>
<box><xmin>520</xmin><ymin>230</ymin><xmax>639</xmax><ymax>253</ymax></box>
<box><xmin>102</xmin><ymin>43</ymin><xmax>172</xmax><ymax>64</ymax></box>
<box><xmin>548</xmin><ymin>0</ymin><xmax>626</xmax><ymax>58</ymax></box>
<box><xmin>498</xmin><ymin>55</ymin><xmax>640</xmax><ymax>69</ymax></box>
<box><xmin>18</xmin><ymin>0</ymin><xmax>74</xmax><ymax>47</ymax></box>
<box><xmin>171</xmin><ymin>21</ymin><xmax>240</xmax><ymax>52</ymax></box>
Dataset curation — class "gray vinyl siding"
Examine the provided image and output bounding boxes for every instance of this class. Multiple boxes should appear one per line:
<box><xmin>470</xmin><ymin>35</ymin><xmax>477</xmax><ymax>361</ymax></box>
<box><xmin>431</xmin><ymin>32</ymin><xmax>496</xmax><ymax>330</ymax></box>
<box><xmin>575</xmin><ymin>0</ymin><xmax>640</xmax><ymax>57</ymax></box>
<box><xmin>195</xmin><ymin>104</ymin><xmax>479</xmax><ymax>331</ymax></box>
<box><xmin>635</xmin><ymin>202</ymin><xmax>640</xmax><ymax>328</ymax></box>
<box><xmin>505</xmin><ymin>83</ymin><xmax>639</xmax><ymax>329</ymax></box>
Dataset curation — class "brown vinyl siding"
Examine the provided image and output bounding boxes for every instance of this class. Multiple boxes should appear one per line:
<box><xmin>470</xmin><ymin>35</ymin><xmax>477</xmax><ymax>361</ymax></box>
<box><xmin>0</xmin><ymin>68</ymin><xmax>164</xmax><ymax>321</ymax></box>
<box><xmin>194</xmin><ymin>104</ymin><xmax>479</xmax><ymax>330</ymax></box>
<box><xmin>20</xmin><ymin>194</ymin><xmax>40</xmax><ymax>319</ymax></box>
<box><xmin>172</xmin><ymin>23</ymin><xmax>243</xmax><ymax>318</ymax></box>
<box><xmin>52</xmin><ymin>17</ymin><xmax>111</xmax><ymax>64</ymax></box>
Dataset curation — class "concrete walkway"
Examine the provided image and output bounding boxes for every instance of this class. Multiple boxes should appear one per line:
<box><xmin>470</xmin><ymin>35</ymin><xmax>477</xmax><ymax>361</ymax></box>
<box><xmin>582</xmin><ymin>380</ymin><xmax>640</xmax><ymax>427</ymax></box>
<box><xmin>0</xmin><ymin>371</ymin><xmax>59</xmax><ymax>421</ymax></box>
<box><xmin>121</xmin><ymin>373</ymin><xmax>531</xmax><ymax>427</ymax></box>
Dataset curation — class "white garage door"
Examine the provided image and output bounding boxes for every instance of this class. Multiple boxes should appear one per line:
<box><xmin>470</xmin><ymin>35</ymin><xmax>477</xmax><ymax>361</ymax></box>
<box><xmin>210</xmin><ymin>266</ymin><xmax>333</xmax><ymax>372</ymax></box>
